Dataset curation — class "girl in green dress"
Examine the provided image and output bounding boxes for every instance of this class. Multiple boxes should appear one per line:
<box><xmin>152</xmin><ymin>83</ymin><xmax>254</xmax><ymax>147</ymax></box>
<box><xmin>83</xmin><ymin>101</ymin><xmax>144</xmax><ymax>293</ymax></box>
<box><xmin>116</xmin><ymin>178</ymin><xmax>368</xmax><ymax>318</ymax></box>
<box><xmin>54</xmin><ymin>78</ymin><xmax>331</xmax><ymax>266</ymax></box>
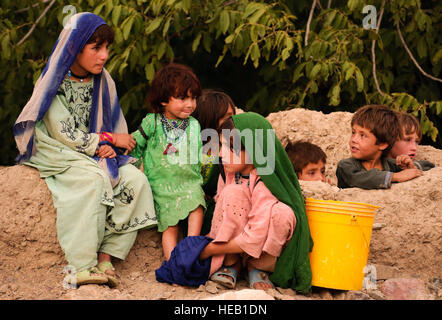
<box><xmin>131</xmin><ymin>63</ymin><xmax>206</xmax><ymax>261</ymax></box>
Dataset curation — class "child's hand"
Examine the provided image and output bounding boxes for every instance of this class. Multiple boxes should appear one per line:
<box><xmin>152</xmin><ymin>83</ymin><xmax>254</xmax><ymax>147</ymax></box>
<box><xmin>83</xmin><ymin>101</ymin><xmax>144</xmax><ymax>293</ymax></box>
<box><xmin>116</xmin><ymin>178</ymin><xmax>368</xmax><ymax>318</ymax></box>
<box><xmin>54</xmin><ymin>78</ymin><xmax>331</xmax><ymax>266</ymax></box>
<box><xmin>96</xmin><ymin>145</ymin><xmax>116</xmax><ymax>159</ymax></box>
<box><xmin>392</xmin><ymin>168</ymin><xmax>423</xmax><ymax>183</ymax></box>
<box><xmin>113</xmin><ymin>133</ymin><xmax>136</xmax><ymax>152</ymax></box>
<box><xmin>396</xmin><ymin>155</ymin><xmax>416</xmax><ymax>170</ymax></box>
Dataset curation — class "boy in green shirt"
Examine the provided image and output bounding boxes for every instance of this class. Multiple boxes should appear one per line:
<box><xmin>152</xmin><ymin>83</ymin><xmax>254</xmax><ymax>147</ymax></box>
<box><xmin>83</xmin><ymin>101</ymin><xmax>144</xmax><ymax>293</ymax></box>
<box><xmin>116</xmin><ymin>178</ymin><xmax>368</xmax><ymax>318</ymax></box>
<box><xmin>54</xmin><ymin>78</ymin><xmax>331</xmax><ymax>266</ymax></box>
<box><xmin>336</xmin><ymin>105</ymin><xmax>434</xmax><ymax>189</ymax></box>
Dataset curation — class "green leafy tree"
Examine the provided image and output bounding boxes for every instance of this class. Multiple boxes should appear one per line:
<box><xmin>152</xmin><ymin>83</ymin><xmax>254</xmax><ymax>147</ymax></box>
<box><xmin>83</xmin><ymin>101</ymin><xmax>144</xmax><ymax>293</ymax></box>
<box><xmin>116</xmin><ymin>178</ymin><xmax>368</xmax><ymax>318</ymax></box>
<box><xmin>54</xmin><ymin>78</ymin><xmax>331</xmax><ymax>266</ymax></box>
<box><xmin>1</xmin><ymin>0</ymin><xmax>441</xmax><ymax>165</ymax></box>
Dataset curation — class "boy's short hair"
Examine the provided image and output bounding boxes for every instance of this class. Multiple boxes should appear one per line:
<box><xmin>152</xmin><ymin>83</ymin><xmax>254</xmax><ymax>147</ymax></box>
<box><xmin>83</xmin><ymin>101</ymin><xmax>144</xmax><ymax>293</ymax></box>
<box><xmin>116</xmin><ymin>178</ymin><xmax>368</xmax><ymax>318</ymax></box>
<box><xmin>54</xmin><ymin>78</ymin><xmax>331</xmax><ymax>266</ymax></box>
<box><xmin>396</xmin><ymin>111</ymin><xmax>422</xmax><ymax>142</ymax></box>
<box><xmin>148</xmin><ymin>63</ymin><xmax>202</xmax><ymax>113</ymax></box>
<box><xmin>86</xmin><ymin>24</ymin><xmax>114</xmax><ymax>46</ymax></box>
<box><xmin>351</xmin><ymin>104</ymin><xmax>402</xmax><ymax>155</ymax></box>
<box><xmin>285</xmin><ymin>141</ymin><xmax>327</xmax><ymax>174</ymax></box>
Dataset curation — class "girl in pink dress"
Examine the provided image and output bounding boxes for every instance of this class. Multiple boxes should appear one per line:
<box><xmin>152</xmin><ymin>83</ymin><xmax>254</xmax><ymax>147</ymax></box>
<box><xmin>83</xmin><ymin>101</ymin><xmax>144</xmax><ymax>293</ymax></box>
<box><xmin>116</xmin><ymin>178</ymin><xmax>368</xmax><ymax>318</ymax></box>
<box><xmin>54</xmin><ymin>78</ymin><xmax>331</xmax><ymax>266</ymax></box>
<box><xmin>200</xmin><ymin>113</ymin><xmax>313</xmax><ymax>292</ymax></box>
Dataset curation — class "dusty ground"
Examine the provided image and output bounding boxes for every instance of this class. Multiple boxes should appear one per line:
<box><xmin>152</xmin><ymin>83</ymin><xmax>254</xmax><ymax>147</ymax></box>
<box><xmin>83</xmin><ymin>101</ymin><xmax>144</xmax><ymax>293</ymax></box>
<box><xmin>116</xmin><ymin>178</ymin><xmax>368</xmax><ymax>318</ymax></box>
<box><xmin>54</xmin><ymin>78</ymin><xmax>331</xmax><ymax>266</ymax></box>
<box><xmin>0</xmin><ymin>108</ymin><xmax>441</xmax><ymax>300</ymax></box>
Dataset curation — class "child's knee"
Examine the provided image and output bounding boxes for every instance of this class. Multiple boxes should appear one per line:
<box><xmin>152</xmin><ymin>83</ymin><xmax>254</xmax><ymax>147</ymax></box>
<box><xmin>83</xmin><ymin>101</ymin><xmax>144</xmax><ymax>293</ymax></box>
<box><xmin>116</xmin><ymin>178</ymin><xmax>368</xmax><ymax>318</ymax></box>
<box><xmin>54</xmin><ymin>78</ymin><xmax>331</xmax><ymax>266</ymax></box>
<box><xmin>119</xmin><ymin>164</ymin><xmax>148</xmax><ymax>184</ymax></box>
<box><xmin>271</xmin><ymin>202</ymin><xmax>296</xmax><ymax>236</ymax></box>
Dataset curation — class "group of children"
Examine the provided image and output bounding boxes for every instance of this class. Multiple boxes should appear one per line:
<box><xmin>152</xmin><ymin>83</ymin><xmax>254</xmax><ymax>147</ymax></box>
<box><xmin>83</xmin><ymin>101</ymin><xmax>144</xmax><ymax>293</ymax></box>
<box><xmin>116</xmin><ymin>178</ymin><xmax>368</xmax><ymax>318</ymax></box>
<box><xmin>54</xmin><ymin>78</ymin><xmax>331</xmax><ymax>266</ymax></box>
<box><xmin>14</xmin><ymin>13</ymin><xmax>435</xmax><ymax>292</ymax></box>
<box><xmin>127</xmin><ymin>64</ymin><xmax>435</xmax><ymax>291</ymax></box>
<box><xmin>286</xmin><ymin>105</ymin><xmax>434</xmax><ymax>189</ymax></box>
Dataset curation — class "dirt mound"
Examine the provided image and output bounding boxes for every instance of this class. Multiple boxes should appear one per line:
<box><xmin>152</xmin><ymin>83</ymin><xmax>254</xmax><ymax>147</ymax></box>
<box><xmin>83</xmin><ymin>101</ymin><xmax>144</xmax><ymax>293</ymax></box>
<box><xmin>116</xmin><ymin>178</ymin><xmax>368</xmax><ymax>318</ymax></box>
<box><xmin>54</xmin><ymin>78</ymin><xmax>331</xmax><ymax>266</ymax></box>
<box><xmin>0</xmin><ymin>108</ymin><xmax>440</xmax><ymax>300</ymax></box>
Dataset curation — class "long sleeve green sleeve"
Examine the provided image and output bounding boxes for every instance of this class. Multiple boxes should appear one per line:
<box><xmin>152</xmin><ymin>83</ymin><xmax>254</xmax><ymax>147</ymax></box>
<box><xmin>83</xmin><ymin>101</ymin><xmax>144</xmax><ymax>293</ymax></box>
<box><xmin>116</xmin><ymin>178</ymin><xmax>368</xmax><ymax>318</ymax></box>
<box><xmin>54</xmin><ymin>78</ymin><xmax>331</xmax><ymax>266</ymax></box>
<box><xmin>414</xmin><ymin>160</ymin><xmax>435</xmax><ymax>171</ymax></box>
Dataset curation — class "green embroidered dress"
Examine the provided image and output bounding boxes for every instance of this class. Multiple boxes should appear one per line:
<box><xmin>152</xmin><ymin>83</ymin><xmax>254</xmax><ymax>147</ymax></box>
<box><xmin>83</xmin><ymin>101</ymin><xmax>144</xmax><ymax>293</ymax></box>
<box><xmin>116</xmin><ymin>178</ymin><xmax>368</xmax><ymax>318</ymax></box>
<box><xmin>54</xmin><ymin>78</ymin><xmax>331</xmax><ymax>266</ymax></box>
<box><xmin>131</xmin><ymin>113</ymin><xmax>206</xmax><ymax>232</ymax></box>
<box><xmin>26</xmin><ymin>78</ymin><xmax>157</xmax><ymax>272</ymax></box>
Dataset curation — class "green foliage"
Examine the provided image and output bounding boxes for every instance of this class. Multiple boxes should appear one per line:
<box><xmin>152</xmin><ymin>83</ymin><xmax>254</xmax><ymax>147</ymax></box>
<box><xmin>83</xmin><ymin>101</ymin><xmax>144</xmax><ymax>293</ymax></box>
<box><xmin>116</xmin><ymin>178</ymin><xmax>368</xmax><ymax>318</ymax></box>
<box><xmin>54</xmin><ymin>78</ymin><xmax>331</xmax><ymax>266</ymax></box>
<box><xmin>0</xmin><ymin>0</ymin><xmax>441</xmax><ymax>165</ymax></box>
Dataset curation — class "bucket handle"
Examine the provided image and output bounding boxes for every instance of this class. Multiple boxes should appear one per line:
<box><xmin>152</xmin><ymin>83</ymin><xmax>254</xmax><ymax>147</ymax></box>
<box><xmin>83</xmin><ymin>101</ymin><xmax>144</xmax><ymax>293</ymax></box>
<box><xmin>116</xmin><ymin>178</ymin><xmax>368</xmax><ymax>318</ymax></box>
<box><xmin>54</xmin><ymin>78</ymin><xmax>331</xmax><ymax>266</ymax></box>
<box><xmin>350</xmin><ymin>215</ymin><xmax>371</xmax><ymax>253</ymax></box>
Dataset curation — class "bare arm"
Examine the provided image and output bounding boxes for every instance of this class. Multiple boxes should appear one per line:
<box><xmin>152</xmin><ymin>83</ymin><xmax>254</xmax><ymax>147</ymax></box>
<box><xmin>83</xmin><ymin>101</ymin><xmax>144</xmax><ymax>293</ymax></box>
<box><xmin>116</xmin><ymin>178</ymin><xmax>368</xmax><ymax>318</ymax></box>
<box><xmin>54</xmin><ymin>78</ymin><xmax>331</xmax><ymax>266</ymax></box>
<box><xmin>391</xmin><ymin>169</ymin><xmax>423</xmax><ymax>182</ymax></box>
<box><xmin>199</xmin><ymin>240</ymin><xmax>243</xmax><ymax>260</ymax></box>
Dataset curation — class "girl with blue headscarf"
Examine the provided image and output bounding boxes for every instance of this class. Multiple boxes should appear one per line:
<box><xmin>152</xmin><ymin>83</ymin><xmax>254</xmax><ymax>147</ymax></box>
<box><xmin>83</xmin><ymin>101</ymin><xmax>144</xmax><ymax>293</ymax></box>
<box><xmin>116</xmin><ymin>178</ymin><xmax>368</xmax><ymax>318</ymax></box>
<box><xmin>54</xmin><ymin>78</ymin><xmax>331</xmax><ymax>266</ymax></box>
<box><xmin>13</xmin><ymin>13</ymin><xmax>157</xmax><ymax>287</ymax></box>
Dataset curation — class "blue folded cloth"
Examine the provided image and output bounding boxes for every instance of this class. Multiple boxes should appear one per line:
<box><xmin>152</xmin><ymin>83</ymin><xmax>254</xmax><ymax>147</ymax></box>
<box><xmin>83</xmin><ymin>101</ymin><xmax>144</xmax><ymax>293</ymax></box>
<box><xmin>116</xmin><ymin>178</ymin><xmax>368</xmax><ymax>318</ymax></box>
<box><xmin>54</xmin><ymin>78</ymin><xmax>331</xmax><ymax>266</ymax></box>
<box><xmin>155</xmin><ymin>236</ymin><xmax>213</xmax><ymax>287</ymax></box>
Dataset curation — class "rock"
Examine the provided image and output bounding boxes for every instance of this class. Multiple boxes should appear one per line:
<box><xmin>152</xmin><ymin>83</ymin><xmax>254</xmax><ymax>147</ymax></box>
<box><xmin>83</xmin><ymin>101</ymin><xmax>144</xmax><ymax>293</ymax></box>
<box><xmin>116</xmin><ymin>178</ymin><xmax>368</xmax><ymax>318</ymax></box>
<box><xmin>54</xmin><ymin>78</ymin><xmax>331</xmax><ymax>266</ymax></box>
<box><xmin>380</xmin><ymin>278</ymin><xmax>432</xmax><ymax>300</ymax></box>
<box><xmin>204</xmin><ymin>289</ymin><xmax>275</xmax><ymax>300</ymax></box>
<box><xmin>9</xmin><ymin>284</ymin><xmax>18</xmax><ymax>292</ymax></box>
<box><xmin>0</xmin><ymin>284</ymin><xmax>8</xmax><ymax>294</ymax></box>
<box><xmin>129</xmin><ymin>272</ymin><xmax>141</xmax><ymax>280</ymax></box>
<box><xmin>156</xmin><ymin>291</ymin><xmax>172</xmax><ymax>300</ymax></box>
<box><xmin>374</xmin><ymin>264</ymin><xmax>402</xmax><ymax>280</ymax></box>
<box><xmin>205</xmin><ymin>280</ymin><xmax>221</xmax><ymax>288</ymax></box>
<box><xmin>372</xmin><ymin>223</ymin><xmax>386</xmax><ymax>230</ymax></box>
<box><xmin>264</xmin><ymin>288</ymin><xmax>284</xmax><ymax>300</ymax></box>
<box><xmin>146</xmin><ymin>240</ymin><xmax>158</xmax><ymax>248</ymax></box>
<box><xmin>333</xmin><ymin>291</ymin><xmax>347</xmax><ymax>300</ymax></box>
<box><xmin>318</xmin><ymin>288</ymin><xmax>333</xmax><ymax>300</ymax></box>
<box><xmin>63</xmin><ymin>285</ymin><xmax>109</xmax><ymax>300</ymax></box>
<box><xmin>196</xmin><ymin>284</ymin><xmax>205</xmax><ymax>292</ymax></box>
<box><xmin>290</xmin><ymin>294</ymin><xmax>312</xmax><ymax>300</ymax></box>
<box><xmin>276</xmin><ymin>287</ymin><xmax>296</xmax><ymax>297</ymax></box>
<box><xmin>366</xmin><ymin>289</ymin><xmax>386</xmax><ymax>300</ymax></box>
<box><xmin>205</xmin><ymin>282</ymin><xmax>219</xmax><ymax>294</ymax></box>
<box><xmin>345</xmin><ymin>291</ymin><xmax>371</xmax><ymax>300</ymax></box>
<box><xmin>427</xmin><ymin>278</ymin><xmax>442</xmax><ymax>296</ymax></box>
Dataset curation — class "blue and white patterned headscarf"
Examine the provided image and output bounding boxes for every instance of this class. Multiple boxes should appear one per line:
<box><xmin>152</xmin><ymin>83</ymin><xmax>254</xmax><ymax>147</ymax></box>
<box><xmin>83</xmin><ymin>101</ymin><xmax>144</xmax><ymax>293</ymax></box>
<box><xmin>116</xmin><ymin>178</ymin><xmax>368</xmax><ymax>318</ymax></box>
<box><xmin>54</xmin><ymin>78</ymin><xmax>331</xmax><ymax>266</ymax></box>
<box><xmin>14</xmin><ymin>12</ymin><xmax>132</xmax><ymax>185</ymax></box>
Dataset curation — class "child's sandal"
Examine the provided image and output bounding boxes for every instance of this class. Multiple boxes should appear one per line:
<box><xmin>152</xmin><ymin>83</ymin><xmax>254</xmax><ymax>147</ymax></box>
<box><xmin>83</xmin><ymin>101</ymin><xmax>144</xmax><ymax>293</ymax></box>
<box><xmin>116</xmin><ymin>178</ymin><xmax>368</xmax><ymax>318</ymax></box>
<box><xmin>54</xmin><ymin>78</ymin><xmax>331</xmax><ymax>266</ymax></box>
<box><xmin>210</xmin><ymin>266</ymin><xmax>237</xmax><ymax>289</ymax></box>
<box><xmin>97</xmin><ymin>261</ymin><xmax>119</xmax><ymax>288</ymax></box>
<box><xmin>74</xmin><ymin>267</ymin><xmax>108</xmax><ymax>287</ymax></box>
<box><xmin>246</xmin><ymin>268</ymin><xmax>274</xmax><ymax>290</ymax></box>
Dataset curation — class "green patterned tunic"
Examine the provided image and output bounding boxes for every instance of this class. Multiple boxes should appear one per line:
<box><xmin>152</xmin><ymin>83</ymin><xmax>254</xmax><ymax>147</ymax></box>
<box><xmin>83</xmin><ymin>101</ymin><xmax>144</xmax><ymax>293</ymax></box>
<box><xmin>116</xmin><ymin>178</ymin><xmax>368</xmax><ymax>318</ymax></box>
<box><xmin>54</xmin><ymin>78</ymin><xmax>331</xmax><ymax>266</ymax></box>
<box><xmin>131</xmin><ymin>113</ymin><xmax>206</xmax><ymax>232</ymax></box>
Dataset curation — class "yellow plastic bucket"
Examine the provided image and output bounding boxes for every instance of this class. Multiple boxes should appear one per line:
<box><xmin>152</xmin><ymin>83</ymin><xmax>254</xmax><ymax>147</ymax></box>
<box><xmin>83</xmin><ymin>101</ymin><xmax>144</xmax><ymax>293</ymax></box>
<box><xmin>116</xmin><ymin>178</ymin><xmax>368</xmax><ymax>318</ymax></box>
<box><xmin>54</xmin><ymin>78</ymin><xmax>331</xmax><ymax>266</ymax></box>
<box><xmin>305</xmin><ymin>198</ymin><xmax>380</xmax><ymax>291</ymax></box>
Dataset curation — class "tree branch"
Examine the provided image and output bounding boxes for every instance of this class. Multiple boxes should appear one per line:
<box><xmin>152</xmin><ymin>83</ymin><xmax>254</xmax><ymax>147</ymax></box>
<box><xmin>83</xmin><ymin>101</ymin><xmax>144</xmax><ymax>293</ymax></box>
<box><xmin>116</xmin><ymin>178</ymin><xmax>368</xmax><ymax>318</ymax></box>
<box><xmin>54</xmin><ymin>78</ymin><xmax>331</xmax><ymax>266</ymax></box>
<box><xmin>222</xmin><ymin>0</ymin><xmax>238</xmax><ymax>7</ymax></box>
<box><xmin>16</xmin><ymin>0</ymin><xmax>56</xmax><ymax>47</ymax></box>
<box><xmin>305</xmin><ymin>0</ymin><xmax>318</xmax><ymax>47</ymax></box>
<box><xmin>371</xmin><ymin>0</ymin><xmax>386</xmax><ymax>96</ymax></box>
<box><xmin>327</xmin><ymin>0</ymin><xmax>332</xmax><ymax>9</ymax></box>
<box><xmin>396</xmin><ymin>21</ymin><xmax>442</xmax><ymax>83</ymax></box>
<box><xmin>15</xmin><ymin>0</ymin><xmax>52</xmax><ymax>13</ymax></box>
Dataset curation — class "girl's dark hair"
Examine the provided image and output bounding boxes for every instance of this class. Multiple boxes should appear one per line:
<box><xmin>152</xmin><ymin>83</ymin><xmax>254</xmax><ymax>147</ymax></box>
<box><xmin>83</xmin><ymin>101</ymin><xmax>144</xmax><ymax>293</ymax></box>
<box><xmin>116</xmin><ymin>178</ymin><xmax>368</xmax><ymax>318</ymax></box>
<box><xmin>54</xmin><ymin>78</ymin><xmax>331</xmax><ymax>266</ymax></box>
<box><xmin>148</xmin><ymin>63</ymin><xmax>202</xmax><ymax>113</ymax></box>
<box><xmin>218</xmin><ymin>116</ymin><xmax>235</xmax><ymax>131</ymax></box>
<box><xmin>194</xmin><ymin>89</ymin><xmax>236</xmax><ymax>131</ymax></box>
<box><xmin>86</xmin><ymin>24</ymin><xmax>114</xmax><ymax>46</ymax></box>
<box><xmin>218</xmin><ymin>116</ymin><xmax>245</xmax><ymax>153</ymax></box>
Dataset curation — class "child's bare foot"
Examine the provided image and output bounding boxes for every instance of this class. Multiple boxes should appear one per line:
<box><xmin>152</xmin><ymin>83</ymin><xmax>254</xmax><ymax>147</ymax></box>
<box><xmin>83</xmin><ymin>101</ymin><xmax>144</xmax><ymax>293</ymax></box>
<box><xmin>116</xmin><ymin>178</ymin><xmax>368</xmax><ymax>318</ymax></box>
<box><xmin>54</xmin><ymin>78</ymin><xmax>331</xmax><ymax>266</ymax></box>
<box><xmin>97</xmin><ymin>252</ymin><xmax>119</xmax><ymax>287</ymax></box>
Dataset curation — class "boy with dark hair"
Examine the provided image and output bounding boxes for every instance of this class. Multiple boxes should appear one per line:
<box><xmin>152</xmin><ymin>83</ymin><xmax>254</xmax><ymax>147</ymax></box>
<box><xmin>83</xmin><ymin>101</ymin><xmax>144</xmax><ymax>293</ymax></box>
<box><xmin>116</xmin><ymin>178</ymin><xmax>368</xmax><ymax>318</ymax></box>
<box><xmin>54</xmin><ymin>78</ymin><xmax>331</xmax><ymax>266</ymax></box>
<box><xmin>336</xmin><ymin>105</ymin><xmax>433</xmax><ymax>189</ymax></box>
<box><xmin>388</xmin><ymin>112</ymin><xmax>435</xmax><ymax>172</ymax></box>
<box><xmin>285</xmin><ymin>141</ymin><xmax>327</xmax><ymax>182</ymax></box>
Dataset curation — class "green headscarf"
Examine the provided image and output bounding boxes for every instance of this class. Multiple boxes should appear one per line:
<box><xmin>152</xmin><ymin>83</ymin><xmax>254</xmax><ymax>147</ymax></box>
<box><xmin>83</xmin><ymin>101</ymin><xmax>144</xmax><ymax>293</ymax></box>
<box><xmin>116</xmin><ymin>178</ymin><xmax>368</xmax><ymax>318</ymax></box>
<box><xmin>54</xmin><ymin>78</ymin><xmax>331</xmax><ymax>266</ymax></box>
<box><xmin>232</xmin><ymin>112</ymin><xmax>313</xmax><ymax>294</ymax></box>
